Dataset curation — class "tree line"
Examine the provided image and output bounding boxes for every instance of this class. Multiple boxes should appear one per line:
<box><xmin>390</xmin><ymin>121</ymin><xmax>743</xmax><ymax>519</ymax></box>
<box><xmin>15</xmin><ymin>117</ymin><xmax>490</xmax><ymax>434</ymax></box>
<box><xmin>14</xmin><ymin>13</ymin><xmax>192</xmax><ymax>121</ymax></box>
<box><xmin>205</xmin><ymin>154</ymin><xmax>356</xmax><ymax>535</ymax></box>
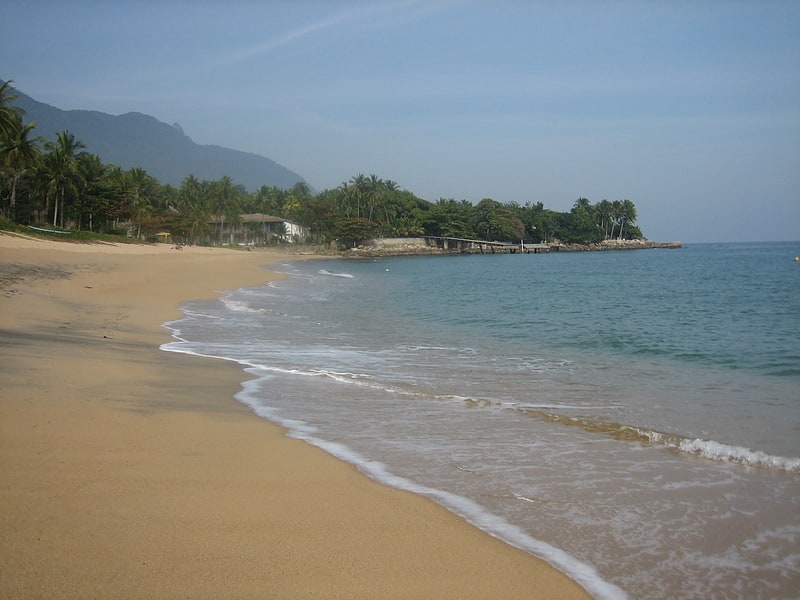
<box><xmin>1</xmin><ymin>81</ymin><xmax>642</xmax><ymax>247</ymax></box>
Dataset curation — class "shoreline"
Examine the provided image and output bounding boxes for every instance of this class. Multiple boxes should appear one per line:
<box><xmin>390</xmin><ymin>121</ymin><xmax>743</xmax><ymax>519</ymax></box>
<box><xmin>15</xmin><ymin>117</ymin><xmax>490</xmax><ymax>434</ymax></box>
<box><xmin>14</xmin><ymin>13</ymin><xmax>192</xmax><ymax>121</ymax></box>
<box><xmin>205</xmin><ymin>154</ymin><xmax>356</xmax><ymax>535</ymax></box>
<box><xmin>344</xmin><ymin>237</ymin><xmax>681</xmax><ymax>257</ymax></box>
<box><xmin>0</xmin><ymin>233</ymin><xmax>591</xmax><ymax>599</ymax></box>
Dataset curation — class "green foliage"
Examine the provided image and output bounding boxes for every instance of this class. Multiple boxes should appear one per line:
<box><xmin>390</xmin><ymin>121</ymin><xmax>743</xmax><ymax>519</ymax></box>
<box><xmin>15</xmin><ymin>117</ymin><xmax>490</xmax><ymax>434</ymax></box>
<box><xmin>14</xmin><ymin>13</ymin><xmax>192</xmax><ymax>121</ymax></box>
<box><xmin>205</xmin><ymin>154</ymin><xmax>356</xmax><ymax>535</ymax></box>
<box><xmin>0</xmin><ymin>214</ymin><xmax>136</xmax><ymax>244</ymax></box>
<box><xmin>333</xmin><ymin>217</ymin><xmax>380</xmax><ymax>248</ymax></box>
<box><xmin>472</xmin><ymin>198</ymin><xmax>526</xmax><ymax>241</ymax></box>
<box><xmin>418</xmin><ymin>199</ymin><xmax>473</xmax><ymax>238</ymax></box>
<box><xmin>0</xmin><ymin>215</ymin><xmax>25</xmax><ymax>232</ymax></box>
<box><xmin>0</xmin><ymin>83</ymin><xmax>645</xmax><ymax>246</ymax></box>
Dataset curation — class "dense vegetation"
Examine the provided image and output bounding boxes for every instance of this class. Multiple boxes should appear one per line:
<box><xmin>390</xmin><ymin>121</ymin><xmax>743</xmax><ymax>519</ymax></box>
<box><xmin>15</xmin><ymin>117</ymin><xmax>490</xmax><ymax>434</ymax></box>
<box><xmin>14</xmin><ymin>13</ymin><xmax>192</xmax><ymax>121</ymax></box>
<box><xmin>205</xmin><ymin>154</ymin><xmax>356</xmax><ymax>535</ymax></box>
<box><xmin>0</xmin><ymin>81</ymin><xmax>642</xmax><ymax>247</ymax></box>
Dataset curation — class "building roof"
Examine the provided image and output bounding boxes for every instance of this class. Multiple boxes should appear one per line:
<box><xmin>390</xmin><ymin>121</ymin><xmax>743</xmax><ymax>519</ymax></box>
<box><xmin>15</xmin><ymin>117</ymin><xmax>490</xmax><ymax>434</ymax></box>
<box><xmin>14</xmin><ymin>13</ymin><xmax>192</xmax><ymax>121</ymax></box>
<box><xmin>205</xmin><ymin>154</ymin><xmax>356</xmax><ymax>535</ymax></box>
<box><xmin>239</xmin><ymin>213</ymin><xmax>286</xmax><ymax>224</ymax></box>
<box><xmin>208</xmin><ymin>213</ymin><xmax>285</xmax><ymax>225</ymax></box>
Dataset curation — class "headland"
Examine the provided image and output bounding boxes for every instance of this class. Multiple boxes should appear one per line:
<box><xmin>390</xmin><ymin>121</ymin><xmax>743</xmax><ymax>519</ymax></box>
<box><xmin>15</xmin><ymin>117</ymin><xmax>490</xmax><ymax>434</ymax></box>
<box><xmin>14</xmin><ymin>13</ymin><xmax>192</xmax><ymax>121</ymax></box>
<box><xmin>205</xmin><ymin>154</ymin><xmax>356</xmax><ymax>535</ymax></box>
<box><xmin>347</xmin><ymin>236</ymin><xmax>681</xmax><ymax>257</ymax></box>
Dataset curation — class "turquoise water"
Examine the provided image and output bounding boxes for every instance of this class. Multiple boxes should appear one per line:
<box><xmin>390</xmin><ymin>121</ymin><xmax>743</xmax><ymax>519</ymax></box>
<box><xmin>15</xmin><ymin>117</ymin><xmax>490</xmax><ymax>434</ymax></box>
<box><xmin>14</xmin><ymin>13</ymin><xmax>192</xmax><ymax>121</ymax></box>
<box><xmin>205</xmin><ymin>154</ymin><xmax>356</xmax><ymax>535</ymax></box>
<box><xmin>164</xmin><ymin>242</ymin><xmax>800</xmax><ymax>599</ymax></box>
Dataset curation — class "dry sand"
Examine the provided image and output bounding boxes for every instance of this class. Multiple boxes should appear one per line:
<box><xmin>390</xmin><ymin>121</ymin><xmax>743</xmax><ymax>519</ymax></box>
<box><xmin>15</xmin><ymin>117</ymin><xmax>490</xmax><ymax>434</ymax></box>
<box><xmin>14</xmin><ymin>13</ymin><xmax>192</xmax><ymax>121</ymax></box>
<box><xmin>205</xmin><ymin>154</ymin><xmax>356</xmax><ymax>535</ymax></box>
<box><xmin>0</xmin><ymin>233</ymin><xmax>590</xmax><ymax>599</ymax></box>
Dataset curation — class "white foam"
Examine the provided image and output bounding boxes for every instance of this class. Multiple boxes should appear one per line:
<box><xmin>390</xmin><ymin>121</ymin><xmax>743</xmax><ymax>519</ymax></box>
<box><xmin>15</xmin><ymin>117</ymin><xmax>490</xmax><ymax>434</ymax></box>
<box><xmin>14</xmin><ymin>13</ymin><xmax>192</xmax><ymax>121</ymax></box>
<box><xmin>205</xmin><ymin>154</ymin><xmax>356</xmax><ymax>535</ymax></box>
<box><xmin>514</xmin><ymin>494</ymin><xmax>539</xmax><ymax>503</ymax></box>
<box><xmin>515</xmin><ymin>402</ymin><xmax>617</xmax><ymax>411</ymax></box>
<box><xmin>228</xmin><ymin>373</ymin><xmax>627</xmax><ymax>600</ymax></box>
<box><xmin>318</xmin><ymin>269</ymin><xmax>355</xmax><ymax>278</ymax></box>
<box><xmin>621</xmin><ymin>426</ymin><xmax>800</xmax><ymax>473</ymax></box>
<box><xmin>159</xmin><ymin>252</ymin><xmax>800</xmax><ymax>599</ymax></box>
<box><xmin>221</xmin><ymin>297</ymin><xmax>267</xmax><ymax>314</ymax></box>
<box><xmin>678</xmin><ymin>438</ymin><xmax>800</xmax><ymax>473</ymax></box>
<box><xmin>310</xmin><ymin>369</ymin><xmax>373</xmax><ymax>381</ymax></box>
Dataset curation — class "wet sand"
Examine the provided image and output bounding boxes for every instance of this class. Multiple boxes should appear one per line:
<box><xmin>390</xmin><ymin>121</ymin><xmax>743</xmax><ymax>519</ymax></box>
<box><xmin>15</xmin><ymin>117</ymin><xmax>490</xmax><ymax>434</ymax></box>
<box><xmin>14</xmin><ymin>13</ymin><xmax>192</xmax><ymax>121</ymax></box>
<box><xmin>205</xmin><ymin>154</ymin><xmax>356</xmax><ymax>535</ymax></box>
<box><xmin>0</xmin><ymin>233</ymin><xmax>590</xmax><ymax>599</ymax></box>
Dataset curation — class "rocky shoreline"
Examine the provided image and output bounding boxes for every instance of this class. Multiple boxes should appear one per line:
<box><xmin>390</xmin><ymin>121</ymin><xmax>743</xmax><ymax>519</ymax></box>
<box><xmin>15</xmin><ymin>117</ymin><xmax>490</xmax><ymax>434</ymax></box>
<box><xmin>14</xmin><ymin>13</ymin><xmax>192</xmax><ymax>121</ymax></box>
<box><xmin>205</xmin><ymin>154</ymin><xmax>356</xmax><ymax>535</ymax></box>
<box><xmin>345</xmin><ymin>237</ymin><xmax>681</xmax><ymax>257</ymax></box>
<box><xmin>559</xmin><ymin>239</ymin><xmax>682</xmax><ymax>252</ymax></box>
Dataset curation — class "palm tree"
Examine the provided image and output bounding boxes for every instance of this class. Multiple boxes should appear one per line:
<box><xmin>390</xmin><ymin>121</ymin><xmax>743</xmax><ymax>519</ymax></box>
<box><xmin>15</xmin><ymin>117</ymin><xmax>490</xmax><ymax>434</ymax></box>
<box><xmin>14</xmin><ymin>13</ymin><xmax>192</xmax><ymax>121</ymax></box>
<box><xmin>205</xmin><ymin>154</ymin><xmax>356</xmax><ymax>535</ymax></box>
<box><xmin>251</xmin><ymin>184</ymin><xmax>282</xmax><ymax>215</ymax></box>
<box><xmin>187</xmin><ymin>199</ymin><xmax>211</xmax><ymax>245</ymax></box>
<box><xmin>280</xmin><ymin>182</ymin><xmax>311</xmax><ymax>228</ymax></box>
<box><xmin>596</xmin><ymin>199</ymin><xmax>614</xmax><ymax>240</ymax></box>
<box><xmin>617</xmin><ymin>199</ymin><xmax>637</xmax><ymax>240</ymax></box>
<box><xmin>54</xmin><ymin>130</ymin><xmax>85</xmax><ymax>160</ymax></box>
<box><xmin>0</xmin><ymin>80</ymin><xmax>24</xmax><ymax>144</ymax></box>
<box><xmin>176</xmin><ymin>174</ymin><xmax>214</xmax><ymax>243</ymax></box>
<box><xmin>39</xmin><ymin>151</ymin><xmax>71</xmax><ymax>228</ymax></box>
<box><xmin>573</xmin><ymin>197</ymin><xmax>592</xmax><ymax>212</ymax></box>
<box><xmin>377</xmin><ymin>179</ymin><xmax>404</xmax><ymax>234</ymax></box>
<box><xmin>349</xmin><ymin>174</ymin><xmax>369</xmax><ymax>219</ymax></box>
<box><xmin>338</xmin><ymin>181</ymin><xmax>355</xmax><ymax>219</ymax></box>
<box><xmin>210</xmin><ymin>175</ymin><xmax>241</xmax><ymax>244</ymax></box>
<box><xmin>1</xmin><ymin>118</ymin><xmax>40</xmax><ymax>218</ymax></box>
<box><xmin>107</xmin><ymin>164</ymin><xmax>126</xmax><ymax>189</ymax></box>
<box><xmin>42</xmin><ymin>131</ymin><xmax>85</xmax><ymax>227</ymax></box>
<box><xmin>282</xmin><ymin>195</ymin><xmax>301</xmax><ymax>221</ymax></box>
<box><xmin>75</xmin><ymin>153</ymin><xmax>107</xmax><ymax>230</ymax></box>
<box><xmin>609</xmin><ymin>200</ymin><xmax>623</xmax><ymax>239</ymax></box>
<box><xmin>123</xmin><ymin>167</ymin><xmax>157</xmax><ymax>238</ymax></box>
<box><xmin>365</xmin><ymin>174</ymin><xmax>383</xmax><ymax>223</ymax></box>
<box><xmin>178</xmin><ymin>174</ymin><xmax>202</xmax><ymax>212</ymax></box>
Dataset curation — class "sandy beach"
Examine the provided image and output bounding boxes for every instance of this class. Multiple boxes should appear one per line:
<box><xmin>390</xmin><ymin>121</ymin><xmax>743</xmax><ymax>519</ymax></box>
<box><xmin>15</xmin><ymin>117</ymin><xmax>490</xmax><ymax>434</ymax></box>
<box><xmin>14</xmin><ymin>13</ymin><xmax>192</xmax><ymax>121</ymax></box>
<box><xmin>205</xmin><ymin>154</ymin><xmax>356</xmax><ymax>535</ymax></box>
<box><xmin>0</xmin><ymin>233</ymin><xmax>589</xmax><ymax>599</ymax></box>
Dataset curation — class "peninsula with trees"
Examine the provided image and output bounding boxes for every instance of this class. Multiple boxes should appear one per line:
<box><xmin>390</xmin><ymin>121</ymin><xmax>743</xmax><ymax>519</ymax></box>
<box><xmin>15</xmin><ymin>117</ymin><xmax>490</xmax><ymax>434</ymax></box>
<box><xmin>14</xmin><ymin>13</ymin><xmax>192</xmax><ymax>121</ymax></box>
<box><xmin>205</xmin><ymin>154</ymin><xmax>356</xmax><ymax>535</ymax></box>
<box><xmin>1</xmin><ymin>81</ymin><xmax>676</xmax><ymax>252</ymax></box>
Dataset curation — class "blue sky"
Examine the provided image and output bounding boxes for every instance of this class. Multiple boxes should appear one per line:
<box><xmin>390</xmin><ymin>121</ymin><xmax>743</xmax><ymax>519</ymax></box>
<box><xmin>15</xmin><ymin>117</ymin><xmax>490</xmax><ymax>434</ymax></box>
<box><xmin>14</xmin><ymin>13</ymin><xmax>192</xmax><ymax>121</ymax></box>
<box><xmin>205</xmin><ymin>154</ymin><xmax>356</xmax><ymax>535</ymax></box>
<box><xmin>2</xmin><ymin>0</ymin><xmax>798</xmax><ymax>243</ymax></box>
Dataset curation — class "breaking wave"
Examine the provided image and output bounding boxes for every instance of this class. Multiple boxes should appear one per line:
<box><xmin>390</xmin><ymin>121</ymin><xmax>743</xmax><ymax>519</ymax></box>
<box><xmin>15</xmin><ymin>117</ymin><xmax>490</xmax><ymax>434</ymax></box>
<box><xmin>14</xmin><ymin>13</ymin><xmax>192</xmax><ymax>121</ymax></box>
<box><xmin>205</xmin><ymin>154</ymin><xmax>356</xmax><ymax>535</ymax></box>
<box><xmin>516</xmin><ymin>407</ymin><xmax>800</xmax><ymax>473</ymax></box>
<box><xmin>318</xmin><ymin>269</ymin><xmax>355</xmax><ymax>278</ymax></box>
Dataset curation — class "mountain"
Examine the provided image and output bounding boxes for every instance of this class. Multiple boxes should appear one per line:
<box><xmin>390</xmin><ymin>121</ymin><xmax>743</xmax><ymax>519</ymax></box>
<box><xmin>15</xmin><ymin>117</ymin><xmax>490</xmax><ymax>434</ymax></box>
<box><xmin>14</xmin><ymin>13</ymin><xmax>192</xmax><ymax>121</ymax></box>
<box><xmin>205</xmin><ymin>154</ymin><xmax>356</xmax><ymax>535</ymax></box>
<box><xmin>6</xmin><ymin>83</ymin><xmax>308</xmax><ymax>192</ymax></box>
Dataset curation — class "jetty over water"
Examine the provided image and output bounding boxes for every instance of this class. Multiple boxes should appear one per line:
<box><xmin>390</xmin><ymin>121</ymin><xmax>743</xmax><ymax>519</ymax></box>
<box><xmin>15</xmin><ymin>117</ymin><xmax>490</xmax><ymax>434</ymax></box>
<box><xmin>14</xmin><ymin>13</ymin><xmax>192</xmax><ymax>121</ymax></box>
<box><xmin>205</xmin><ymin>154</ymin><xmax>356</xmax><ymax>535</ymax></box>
<box><xmin>422</xmin><ymin>236</ymin><xmax>555</xmax><ymax>254</ymax></box>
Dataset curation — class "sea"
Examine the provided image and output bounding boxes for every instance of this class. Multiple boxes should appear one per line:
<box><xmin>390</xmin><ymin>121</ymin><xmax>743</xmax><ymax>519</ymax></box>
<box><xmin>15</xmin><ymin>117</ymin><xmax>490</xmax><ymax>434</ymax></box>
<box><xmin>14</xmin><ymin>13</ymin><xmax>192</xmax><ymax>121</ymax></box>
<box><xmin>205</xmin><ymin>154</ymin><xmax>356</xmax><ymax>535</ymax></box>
<box><xmin>162</xmin><ymin>241</ymin><xmax>800</xmax><ymax>599</ymax></box>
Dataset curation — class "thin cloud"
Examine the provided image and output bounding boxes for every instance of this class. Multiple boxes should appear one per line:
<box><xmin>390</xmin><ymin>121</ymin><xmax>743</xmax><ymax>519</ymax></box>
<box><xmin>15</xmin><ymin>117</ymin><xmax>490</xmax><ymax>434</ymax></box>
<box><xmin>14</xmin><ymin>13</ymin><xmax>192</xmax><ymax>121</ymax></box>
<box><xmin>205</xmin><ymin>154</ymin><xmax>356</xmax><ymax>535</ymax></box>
<box><xmin>210</xmin><ymin>0</ymin><xmax>442</xmax><ymax>68</ymax></box>
<box><xmin>210</xmin><ymin>10</ymin><xmax>354</xmax><ymax>67</ymax></box>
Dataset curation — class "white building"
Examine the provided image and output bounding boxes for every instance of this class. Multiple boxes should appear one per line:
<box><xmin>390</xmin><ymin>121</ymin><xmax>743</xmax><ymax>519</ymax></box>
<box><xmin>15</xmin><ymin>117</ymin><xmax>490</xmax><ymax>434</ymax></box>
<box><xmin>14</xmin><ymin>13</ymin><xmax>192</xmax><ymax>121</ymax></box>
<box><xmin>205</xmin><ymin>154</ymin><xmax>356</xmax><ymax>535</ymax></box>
<box><xmin>208</xmin><ymin>213</ymin><xmax>310</xmax><ymax>245</ymax></box>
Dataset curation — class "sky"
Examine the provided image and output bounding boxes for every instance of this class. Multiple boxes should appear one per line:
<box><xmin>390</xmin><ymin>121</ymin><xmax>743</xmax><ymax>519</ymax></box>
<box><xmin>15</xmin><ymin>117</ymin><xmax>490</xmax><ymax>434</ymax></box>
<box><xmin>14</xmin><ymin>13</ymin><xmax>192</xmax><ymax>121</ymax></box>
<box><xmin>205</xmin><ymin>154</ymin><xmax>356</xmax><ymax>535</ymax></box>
<box><xmin>2</xmin><ymin>0</ymin><xmax>798</xmax><ymax>243</ymax></box>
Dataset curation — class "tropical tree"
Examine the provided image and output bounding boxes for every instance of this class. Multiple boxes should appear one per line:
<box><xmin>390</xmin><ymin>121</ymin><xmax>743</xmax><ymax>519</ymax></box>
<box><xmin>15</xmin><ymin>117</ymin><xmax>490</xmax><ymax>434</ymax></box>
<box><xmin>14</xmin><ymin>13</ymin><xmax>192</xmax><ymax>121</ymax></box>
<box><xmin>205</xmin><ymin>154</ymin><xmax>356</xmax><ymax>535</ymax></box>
<box><xmin>338</xmin><ymin>174</ymin><xmax>367</xmax><ymax>220</ymax></box>
<box><xmin>616</xmin><ymin>199</ymin><xmax>637</xmax><ymax>240</ymax></box>
<box><xmin>176</xmin><ymin>174</ymin><xmax>201</xmax><ymax>211</ymax></box>
<box><xmin>299</xmin><ymin>189</ymin><xmax>339</xmax><ymax>242</ymax></box>
<box><xmin>419</xmin><ymin>198</ymin><xmax>473</xmax><ymax>238</ymax></box>
<box><xmin>282</xmin><ymin>181</ymin><xmax>312</xmax><ymax>225</ymax></box>
<box><xmin>473</xmin><ymin>198</ymin><xmax>525</xmax><ymax>241</ymax></box>
<box><xmin>334</xmin><ymin>217</ymin><xmax>379</xmax><ymax>248</ymax></box>
<box><xmin>40</xmin><ymin>131</ymin><xmax>85</xmax><ymax>227</ymax></box>
<box><xmin>385</xmin><ymin>188</ymin><xmax>427</xmax><ymax>236</ymax></box>
<box><xmin>0</xmin><ymin>80</ymin><xmax>24</xmax><ymax>143</ymax></box>
<box><xmin>74</xmin><ymin>153</ymin><xmax>108</xmax><ymax>230</ymax></box>
<box><xmin>532</xmin><ymin>208</ymin><xmax>559</xmax><ymax>243</ymax></box>
<box><xmin>1</xmin><ymin>118</ymin><xmax>40</xmax><ymax>218</ymax></box>
<box><xmin>184</xmin><ymin>200</ymin><xmax>208</xmax><ymax>244</ymax></box>
<box><xmin>595</xmin><ymin>199</ymin><xmax>615</xmax><ymax>239</ymax></box>
<box><xmin>249</xmin><ymin>184</ymin><xmax>283</xmax><ymax>215</ymax></box>
<box><xmin>175</xmin><ymin>174</ymin><xmax>209</xmax><ymax>242</ymax></box>
<box><xmin>209</xmin><ymin>175</ymin><xmax>242</xmax><ymax>244</ymax></box>
<box><xmin>156</xmin><ymin>184</ymin><xmax>179</xmax><ymax>212</ymax></box>
<box><xmin>124</xmin><ymin>167</ymin><xmax>158</xmax><ymax>238</ymax></box>
<box><xmin>364</xmin><ymin>174</ymin><xmax>383</xmax><ymax>223</ymax></box>
<box><xmin>573</xmin><ymin>197</ymin><xmax>593</xmax><ymax>215</ymax></box>
<box><xmin>568</xmin><ymin>197</ymin><xmax>603</xmax><ymax>243</ymax></box>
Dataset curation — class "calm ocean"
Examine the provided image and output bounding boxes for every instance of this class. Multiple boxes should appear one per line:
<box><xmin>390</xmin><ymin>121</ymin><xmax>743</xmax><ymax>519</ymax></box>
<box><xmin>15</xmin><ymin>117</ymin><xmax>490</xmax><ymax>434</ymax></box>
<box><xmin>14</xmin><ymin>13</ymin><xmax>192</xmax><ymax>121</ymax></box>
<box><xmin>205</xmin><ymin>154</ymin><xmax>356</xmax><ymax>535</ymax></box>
<box><xmin>163</xmin><ymin>242</ymin><xmax>800</xmax><ymax>599</ymax></box>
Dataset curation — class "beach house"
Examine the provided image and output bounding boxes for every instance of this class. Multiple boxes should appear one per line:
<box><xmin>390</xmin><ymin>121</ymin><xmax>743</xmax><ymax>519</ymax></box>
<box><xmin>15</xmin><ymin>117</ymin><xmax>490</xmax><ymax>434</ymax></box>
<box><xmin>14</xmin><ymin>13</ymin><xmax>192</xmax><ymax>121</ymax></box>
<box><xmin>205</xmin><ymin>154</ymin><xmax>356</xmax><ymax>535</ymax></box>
<box><xmin>208</xmin><ymin>213</ymin><xmax>309</xmax><ymax>245</ymax></box>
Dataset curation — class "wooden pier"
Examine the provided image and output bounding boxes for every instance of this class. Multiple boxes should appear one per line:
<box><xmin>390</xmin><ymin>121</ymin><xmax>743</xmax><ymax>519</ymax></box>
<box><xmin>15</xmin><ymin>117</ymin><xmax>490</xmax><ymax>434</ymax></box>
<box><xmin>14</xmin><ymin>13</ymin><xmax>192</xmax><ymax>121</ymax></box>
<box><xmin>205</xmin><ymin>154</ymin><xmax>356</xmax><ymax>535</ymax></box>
<box><xmin>422</xmin><ymin>236</ymin><xmax>556</xmax><ymax>254</ymax></box>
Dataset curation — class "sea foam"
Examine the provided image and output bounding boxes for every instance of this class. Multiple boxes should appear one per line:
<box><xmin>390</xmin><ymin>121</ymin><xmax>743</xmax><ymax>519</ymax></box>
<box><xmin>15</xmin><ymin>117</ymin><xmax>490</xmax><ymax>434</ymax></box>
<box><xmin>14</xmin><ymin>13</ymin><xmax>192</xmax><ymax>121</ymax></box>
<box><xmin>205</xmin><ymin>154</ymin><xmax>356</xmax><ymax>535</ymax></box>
<box><xmin>638</xmin><ymin>429</ymin><xmax>800</xmax><ymax>473</ymax></box>
<box><xmin>678</xmin><ymin>438</ymin><xmax>800</xmax><ymax>473</ymax></box>
<box><xmin>232</xmin><ymin>369</ymin><xmax>629</xmax><ymax>600</ymax></box>
<box><xmin>318</xmin><ymin>269</ymin><xmax>355</xmax><ymax>278</ymax></box>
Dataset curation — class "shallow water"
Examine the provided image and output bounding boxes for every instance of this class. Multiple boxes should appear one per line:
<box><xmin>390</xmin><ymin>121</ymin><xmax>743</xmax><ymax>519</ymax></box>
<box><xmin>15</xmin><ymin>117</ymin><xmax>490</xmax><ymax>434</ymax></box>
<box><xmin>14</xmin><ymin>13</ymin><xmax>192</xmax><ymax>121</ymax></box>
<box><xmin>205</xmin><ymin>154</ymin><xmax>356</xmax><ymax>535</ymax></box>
<box><xmin>164</xmin><ymin>242</ymin><xmax>800</xmax><ymax>599</ymax></box>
